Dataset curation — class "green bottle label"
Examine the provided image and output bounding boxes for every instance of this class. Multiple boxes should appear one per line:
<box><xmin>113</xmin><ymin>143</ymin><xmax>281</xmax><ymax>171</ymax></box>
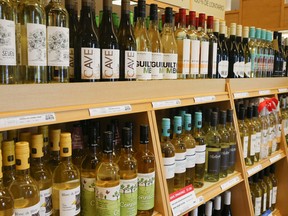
<box><xmin>81</xmin><ymin>177</ymin><xmax>96</xmax><ymax>215</ymax></box>
<box><xmin>120</xmin><ymin>178</ymin><xmax>138</xmax><ymax>216</ymax></box>
<box><xmin>95</xmin><ymin>185</ymin><xmax>120</xmax><ymax>216</ymax></box>
<box><xmin>137</xmin><ymin>172</ymin><xmax>155</xmax><ymax>211</ymax></box>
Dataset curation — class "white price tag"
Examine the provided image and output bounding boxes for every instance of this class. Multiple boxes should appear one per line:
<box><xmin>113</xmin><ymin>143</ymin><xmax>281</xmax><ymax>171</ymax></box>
<box><xmin>247</xmin><ymin>164</ymin><xmax>262</xmax><ymax>176</ymax></box>
<box><xmin>170</xmin><ymin>185</ymin><xmax>197</xmax><ymax>216</ymax></box>
<box><xmin>220</xmin><ymin>176</ymin><xmax>240</xmax><ymax>190</ymax></box>
<box><xmin>89</xmin><ymin>105</ymin><xmax>132</xmax><ymax>116</ymax></box>
<box><xmin>194</xmin><ymin>96</ymin><xmax>216</xmax><ymax>103</ymax></box>
<box><xmin>259</xmin><ymin>90</ymin><xmax>271</xmax><ymax>95</ymax></box>
<box><xmin>197</xmin><ymin>196</ymin><xmax>204</xmax><ymax>205</ymax></box>
<box><xmin>269</xmin><ymin>154</ymin><xmax>282</xmax><ymax>164</ymax></box>
<box><xmin>0</xmin><ymin>113</ymin><xmax>56</xmax><ymax>129</ymax></box>
<box><xmin>278</xmin><ymin>88</ymin><xmax>288</xmax><ymax>93</ymax></box>
<box><xmin>234</xmin><ymin>92</ymin><xmax>249</xmax><ymax>99</ymax></box>
<box><xmin>152</xmin><ymin>99</ymin><xmax>181</xmax><ymax>108</ymax></box>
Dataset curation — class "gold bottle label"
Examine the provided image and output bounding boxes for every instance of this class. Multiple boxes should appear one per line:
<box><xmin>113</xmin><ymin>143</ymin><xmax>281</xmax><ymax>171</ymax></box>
<box><xmin>15</xmin><ymin>141</ymin><xmax>30</xmax><ymax>170</ymax></box>
<box><xmin>2</xmin><ymin>140</ymin><xmax>15</xmax><ymax>166</ymax></box>
<box><xmin>50</xmin><ymin>129</ymin><xmax>61</xmax><ymax>151</ymax></box>
<box><xmin>60</xmin><ymin>133</ymin><xmax>72</xmax><ymax>157</ymax></box>
<box><xmin>31</xmin><ymin>134</ymin><xmax>44</xmax><ymax>158</ymax></box>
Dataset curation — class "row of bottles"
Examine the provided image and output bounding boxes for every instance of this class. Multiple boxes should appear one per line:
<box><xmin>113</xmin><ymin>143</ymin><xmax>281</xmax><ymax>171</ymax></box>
<box><xmin>279</xmin><ymin>94</ymin><xmax>288</xmax><ymax>144</ymax></box>
<box><xmin>160</xmin><ymin>107</ymin><xmax>237</xmax><ymax>193</ymax></box>
<box><xmin>0</xmin><ymin>120</ymin><xmax>156</xmax><ymax>215</ymax></box>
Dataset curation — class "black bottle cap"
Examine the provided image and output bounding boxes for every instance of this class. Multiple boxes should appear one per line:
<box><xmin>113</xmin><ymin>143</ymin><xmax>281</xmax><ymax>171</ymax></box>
<box><xmin>220</xmin><ymin>110</ymin><xmax>227</xmax><ymax>125</ymax></box>
<box><xmin>122</xmin><ymin>127</ymin><xmax>132</xmax><ymax>148</ymax></box>
<box><xmin>89</xmin><ymin>121</ymin><xmax>100</xmax><ymax>148</ymax></box>
<box><xmin>137</xmin><ymin>0</ymin><xmax>146</xmax><ymax>18</ymax></box>
<box><xmin>150</xmin><ymin>4</ymin><xmax>158</xmax><ymax>21</ymax></box>
<box><xmin>106</xmin><ymin>124</ymin><xmax>115</xmax><ymax>138</ymax></box>
<box><xmin>165</xmin><ymin>7</ymin><xmax>173</xmax><ymax>24</ymax></box>
<box><xmin>270</xmin><ymin>164</ymin><xmax>276</xmax><ymax>174</ymax></box>
<box><xmin>227</xmin><ymin>109</ymin><xmax>233</xmax><ymax>123</ymax></box>
<box><xmin>253</xmin><ymin>172</ymin><xmax>259</xmax><ymax>183</ymax></box>
<box><xmin>140</xmin><ymin>124</ymin><xmax>149</xmax><ymax>144</ymax></box>
<box><xmin>264</xmin><ymin>166</ymin><xmax>270</xmax><ymax>176</ymax></box>
<box><xmin>238</xmin><ymin>107</ymin><xmax>245</xmax><ymax>120</ymax></box>
<box><xmin>103</xmin><ymin>131</ymin><xmax>113</xmax><ymax>153</ymax></box>
<box><xmin>252</xmin><ymin>105</ymin><xmax>259</xmax><ymax>118</ymax></box>
<box><xmin>259</xmin><ymin>170</ymin><xmax>264</xmax><ymax>180</ymax></box>
<box><xmin>211</xmin><ymin>112</ymin><xmax>218</xmax><ymax>127</ymax></box>
<box><xmin>134</xmin><ymin>6</ymin><xmax>138</xmax><ymax>22</ymax></box>
<box><xmin>247</xmin><ymin>106</ymin><xmax>253</xmax><ymax>119</ymax></box>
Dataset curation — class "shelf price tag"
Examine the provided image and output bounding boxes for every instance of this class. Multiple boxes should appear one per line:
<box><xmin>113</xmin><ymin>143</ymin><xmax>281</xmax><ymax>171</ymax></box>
<box><xmin>247</xmin><ymin>164</ymin><xmax>262</xmax><ymax>176</ymax></box>
<box><xmin>234</xmin><ymin>92</ymin><xmax>249</xmax><ymax>99</ymax></box>
<box><xmin>220</xmin><ymin>176</ymin><xmax>240</xmax><ymax>191</ymax></box>
<box><xmin>0</xmin><ymin>113</ymin><xmax>56</xmax><ymax>129</ymax></box>
<box><xmin>89</xmin><ymin>105</ymin><xmax>132</xmax><ymax>116</ymax></box>
<box><xmin>152</xmin><ymin>99</ymin><xmax>181</xmax><ymax>108</ymax></box>
<box><xmin>269</xmin><ymin>153</ymin><xmax>282</xmax><ymax>164</ymax></box>
<box><xmin>278</xmin><ymin>88</ymin><xmax>288</xmax><ymax>93</ymax></box>
<box><xmin>169</xmin><ymin>185</ymin><xmax>197</xmax><ymax>216</ymax></box>
<box><xmin>194</xmin><ymin>96</ymin><xmax>216</xmax><ymax>103</ymax></box>
<box><xmin>259</xmin><ymin>90</ymin><xmax>272</xmax><ymax>95</ymax></box>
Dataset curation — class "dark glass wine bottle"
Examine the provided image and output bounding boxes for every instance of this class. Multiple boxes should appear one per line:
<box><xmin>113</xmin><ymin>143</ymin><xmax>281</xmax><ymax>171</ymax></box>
<box><xmin>273</xmin><ymin>31</ymin><xmax>282</xmax><ymax>77</ymax></box>
<box><xmin>218</xmin><ymin>21</ymin><xmax>229</xmax><ymax>79</ymax></box>
<box><xmin>228</xmin><ymin>23</ymin><xmax>239</xmax><ymax>78</ymax></box>
<box><xmin>222</xmin><ymin>190</ymin><xmax>233</xmax><ymax>216</ymax></box>
<box><xmin>243</xmin><ymin>26</ymin><xmax>251</xmax><ymax>78</ymax></box>
<box><xmin>207</xmin><ymin>16</ymin><xmax>217</xmax><ymax>79</ymax></box>
<box><xmin>236</xmin><ymin>24</ymin><xmax>245</xmax><ymax>78</ymax></box>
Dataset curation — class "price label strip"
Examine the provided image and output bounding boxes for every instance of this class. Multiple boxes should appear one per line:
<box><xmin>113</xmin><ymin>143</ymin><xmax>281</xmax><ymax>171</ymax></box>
<box><xmin>278</xmin><ymin>88</ymin><xmax>288</xmax><ymax>93</ymax></box>
<box><xmin>259</xmin><ymin>90</ymin><xmax>272</xmax><ymax>95</ymax></box>
<box><xmin>269</xmin><ymin>154</ymin><xmax>282</xmax><ymax>164</ymax></box>
<box><xmin>0</xmin><ymin>113</ymin><xmax>56</xmax><ymax>129</ymax></box>
<box><xmin>234</xmin><ymin>92</ymin><xmax>249</xmax><ymax>99</ymax></box>
<box><xmin>89</xmin><ymin>105</ymin><xmax>132</xmax><ymax>116</ymax></box>
<box><xmin>220</xmin><ymin>176</ymin><xmax>240</xmax><ymax>191</ymax></box>
<box><xmin>247</xmin><ymin>164</ymin><xmax>262</xmax><ymax>176</ymax></box>
<box><xmin>152</xmin><ymin>99</ymin><xmax>181</xmax><ymax>108</ymax></box>
<box><xmin>170</xmin><ymin>185</ymin><xmax>197</xmax><ymax>216</ymax></box>
<box><xmin>194</xmin><ymin>96</ymin><xmax>216</xmax><ymax>103</ymax></box>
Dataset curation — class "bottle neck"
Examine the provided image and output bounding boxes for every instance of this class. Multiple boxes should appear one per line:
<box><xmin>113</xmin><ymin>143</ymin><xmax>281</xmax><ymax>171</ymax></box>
<box><xmin>136</xmin><ymin>17</ymin><xmax>146</xmax><ymax>29</ymax></box>
<box><xmin>207</xmin><ymin>28</ymin><xmax>213</xmax><ymax>34</ymax></box>
<box><xmin>149</xmin><ymin>20</ymin><xmax>158</xmax><ymax>31</ymax></box>
<box><xmin>61</xmin><ymin>155</ymin><xmax>73</xmax><ymax>163</ymax></box>
<box><xmin>16</xmin><ymin>169</ymin><xmax>30</xmax><ymax>176</ymax></box>
<box><xmin>120</xmin><ymin>12</ymin><xmax>131</xmax><ymax>28</ymax></box>
<box><xmin>161</xmin><ymin>134</ymin><xmax>170</xmax><ymax>142</ymax></box>
<box><xmin>163</xmin><ymin>22</ymin><xmax>173</xmax><ymax>32</ymax></box>
<box><xmin>102</xmin><ymin>151</ymin><xmax>114</xmax><ymax>162</ymax></box>
<box><xmin>123</xmin><ymin>146</ymin><xmax>133</xmax><ymax>155</ymax></box>
<box><xmin>139</xmin><ymin>143</ymin><xmax>148</xmax><ymax>153</ymax></box>
<box><xmin>219</xmin><ymin>33</ymin><xmax>225</xmax><ymax>42</ymax></box>
<box><xmin>31</xmin><ymin>157</ymin><xmax>45</xmax><ymax>164</ymax></box>
<box><xmin>51</xmin><ymin>150</ymin><xmax>60</xmax><ymax>159</ymax></box>
<box><xmin>3</xmin><ymin>164</ymin><xmax>15</xmax><ymax>171</ymax></box>
<box><xmin>80</xmin><ymin>5</ymin><xmax>93</xmax><ymax>28</ymax></box>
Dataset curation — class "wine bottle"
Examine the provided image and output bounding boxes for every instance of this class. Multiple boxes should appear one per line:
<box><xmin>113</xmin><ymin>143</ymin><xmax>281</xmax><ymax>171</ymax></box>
<box><xmin>248</xmin><ymin>26</ymin><xmax>257</xmax><ymax>78</ymax></box>
<box><xmin>261</xmin><ymin>29</ymin><xmax>268</xmax><ymax>77</ymax></box>
<box><xmin>279</xmin><ymin>32</ymin><xmax>287</xmax><ymax>76</ymax></box>
<box><xmin>118</xmin><ymin>127</ymin><xmax>138</xmax><ymax>215</ymax></box>
<box><xmin>217</xmin><ymin>20</ymin><xmax>229</xmax><ymax>78</ymax></box>
<box><xmin>213</xmin><ymin>195</ymin><xmax>221</xmax><ymax>216</ymax></box>
<box><xmin>20</xmin><ymin>0</ymin><xmax>47</xmax><ymax>83</ymax></box>
<box><xmin>0</xmin><ymin>149</ymin><xmax>14</xmax><ymax>215</ymax></box>
<box><xmin>48</xmin><ymin>128</ymin><xmax>61</xmax><ymax>173</ymax></box>
<box><xmin>243</xmin><ymin>26</ymin><xmax>251</xmax><ymax>78</ymax></box>
<box><xmin>236</xmin><ymin>24</ymin><xmax>245</xmax><ymax>78</ymax></box>
<box><xmin>134</xmin><ymin>0</ymin><xmax>152</xmax><ymax>80</ymax></box>
<box><xmin>136</xmin><ymin>125</ymin><xmax>155</xmax><ymax>215</ymax></box>
<box><xmin>81</xmin><ymin>121</ymin><xmax>101</xmax><ymax>215</ymax></box>
<box><xmin>213</xmin><ymin>18</ymin><xmax>221</xmax><ymax>79</ymax></box>
<box><xmin>30</xmin><ymin>134</ymin><xmax>53</xmax><ymax>216</ymax></box>
<box><xmin>0</xmin><ymin>0</ymin><xmax>17</xmax><ymax>84</ymax></box>
<box><xmin>207</xmin><ymin>16</ymin><xmax>217</xmax><ymax>79</ymax></box>
<box><xmin>204</xmin><ymin>112</ymin><xmax>221</xmax><ymax>182</ymax></box>
<box><xmin>226</xmin><ymin>109</ymin><xmax>236</xmax><ymax>174</ymax></box>
<box><xmin>222</xmin><ymin>190</ymin><xmax>233</xmax><ymax>216</ymax></box>
<box><xmin>266</xmin><ymin>31</ymin><xmax>274</xmax><ymax>77</ymax></box>
<box><xmin>148</xmin><ymin>4</ymin><xmax>163</xmax><ymax>80</ymax></box>
<box><xmin>273</xmin><ymin>34</ymin><xmax>282</xmax><ymax>74</ymax></box>
<box><xmin>260</xmin><ymin>108</ymin><xmax>269</xmax><ymax>159</ymax></box>
<box><xmin>245</xmin><ymin>107</ymin><xmax>256</xmax><ymax>164</ymax></box>
<box><xmin>118</xmin><ymin>0</ymin><xmax>137</xmax><ymax>81</ymax></box>
<box><xmin>252</xmin><ymin>173</ymin><xmax>262</xmax><ymax>216</ymax></box>
<box><xmin>160</xmin><ymin>118</ymin><xmax>175</xmax><ymax>194</ymax></box>
<box><xmin>205</xmin><ymin>201</ymin><xmax>213</xmax><ymax>216</ymax></box>
<box><xmin>111</xmin><ymin>119</ymin><xmax>122</xmax><ymax>161</ymax></box>
<box><xmin>65</xmin><ymin>0</ymin><xmax>78</xmax><ymax>82</ymax></box>
<box><xmin>269</xmin><ymin>164</ymin><xmax>278</xmax><ymax>210</ymax></box>
<box><xmin>91</xmin><ymin>0</ymin><xmax>97</xmax><ymax>32</ymax></box>
<box><xmin>71</xmin><ymin>123</ymin><xmax>85</xmax><ymax>169</ymax></box>
<box><xmin>264</xmin><ymin>167</ymin><xmax>273</xmax><ymax>211</ymax></box>
<box><xmin>161</xmin><ymin>7</ymin><xmax>178</xmax><ymax>80</ymax></box>
<box><xmin>175</xmin><ymin>8</ymin><xmax>189</xmax><ymax>79</ymax></box>
<box><xmin>95</xmin><ymin>131</ymin><xmax>120</xmax><ymax>215</ymax></box>
<box><xmin>52</xmin><ymin>133</ymin><xmax>80</xmax><ymax>216</ymax></box>
<box><xmin>10</xmin><ymin>142</ymin><xmax>40</xmax><ymax>214</ymax></box>
<box><xmin>228</xmin><ymin>23</ymin><xmax>239</xmax><ymax>78</ymax></box>
<box><xmin>252</xmin><ymin>106</ymin><xmax>261</xmax><ymax>162</ymax></box>
<box><xmin>203</xmin><ymin>108</ymin><xmax>212</xmax><ymax>133</ymax></box>
<box><xmin>1</xmin><ymin>140</ymin><xmax>16</xmax><ymax>187</ymax></box>
<box><xmin>38</xmin><ymin>125</ymin><xmax>50</xmax><ymax>163</ymax></box>
<box><xmin>46</xmin><ymin>0</ymin><xmax>69</xmax><ymax>83</ymax></box>
<box><xmin>268</xmin><ymin>110</ymin><xmax>276</xmax><ymax>155</ymax></box>
<box><xmin>255</xmin><ymin>28</ymin><xmax>263</xmax><ymax>77</ymax></box>
<box><xmin>258</xmin><ymin>171</ymin><xmax>268</xmax><ymax>213</ymax></box>
<box><xmin>75</xmin><ymin>0</ymin><xmax>100</xmax><ymax>82</ymax></box>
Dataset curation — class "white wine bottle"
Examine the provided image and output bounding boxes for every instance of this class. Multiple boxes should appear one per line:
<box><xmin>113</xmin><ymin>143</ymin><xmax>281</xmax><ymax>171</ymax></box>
<box><xmin>1</xmin><ymin>140</ymin><xmax>16</xmax><ymax>187</ymax></box>
<box><xmin>9</xmin><ymin>142</ymin><xmax>40</xmax><ymax>215</ymax></box>
<box><xmin>52</xmin><ymin>133</ymin><xmax>81</xmax><ymax>216</ymax></box>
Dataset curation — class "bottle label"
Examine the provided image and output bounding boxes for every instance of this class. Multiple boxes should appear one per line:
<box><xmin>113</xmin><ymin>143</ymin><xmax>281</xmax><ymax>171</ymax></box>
<box><xmin>15</xmin><ymin>202</ymin><xmax>40</xmax><ymax>216</ymax></box>
<box><xmin>0</xmin><ymin>19</ymin><xmax>16</xmax><ymax>66</ymax></box>
<box><xmin>244</xmin><ymin>62</ymin><xmax>251</xmax><ymax>77</ymax></box>
<box><xmin>40</xmin><ymin>187</ymin><xmax>53</xmax><ymax>215</ymax></box>
<box><xmin>255</xmin><ymin>132</ymin><xmax>261</xmax><ymax>153</ymax></box>
<box><xmin>283</xmin><ymin>61</ymin><xmax>287</xmax><ymax>72</ymax></box>
<box><xmin>260</xmin><ymin>129</ymin><xmax>269</xmax><ymax>159</ymax></box>
<box><xmin>163</xmin><ymin>53</ymin><xmax>177</xmax><ymax>79</ymax></box>
<box><xmin>207</xmin><ymin>149</ymin><xmax>221</xmax><ymax>174</ymax></box>
<box><xmin>238</xmin><ymin>61</ymin><xmax>245</xmax><ymax>78</ymax></box>
<box><xmin>221</xmin><ymin>146</ymin><xmax>230</xmax><ymax>171</ymax></box>
<box><xmin>16</xmin><ymin>23</ymin><xmax>22</xmax><ymax>66</ymax></box>
<box><xmin>120</xmin><ymin>178</ymin><xmax>138</xmax><ymax>216</ymax></box>
<box><xmin>250</xmin><ymin>134</ymin><xmax>256</xmax><ymax>156</ymax></box>
<box><xmin>69</xmin><ymin>48</ymin><xmax>74</xmax><ymax>78</ymax></box>
<box><xmin>81</xmin><ymin>177</ymin><xmax>96</xmax><ymax>215</ymax></box>
<box><xmin>95</xmin><ymin>185</ymin><xmax>120</xmax><ymax>216</ymax></box>
<box><xmin>27</xmin><ymin>23</ymin><xmax>47</xmax><ymax>66</ymax></box>
<box><xmin>200</xmin><ymin>41</ymin><xmax>209</xmax><ymax>75</ymax></box>
<box><xmin>269</xmin><ymin>189</ymin><xmax>272</xmax><ymax>208</ymax></box>
<box><xmin>218</xmin><ymin>60</ymin><xmax>229</xmax><ymax>78</ymax></box>
<box><xmin>136</xmin><ymin>51</ymin><xmax>152</xmax><ymax>80</ymax></box>
<box><xmin>254</xmin><ymin>197</ymin><xmax>262</xmax><ymax>216</ymax></box>
<box><xmin>277</xmin><ymin>124</ymin><xmax>281</xmax><ymax>142</ymax></box>
<box><xmin>229</xmin><ymin>143</ymin><xmax>237</xmax><ymax>167</ymax></box>
<box><xmin>186</xmin><ymin>148</ymin><xmax>196</xmax><ymax>168</ymax></box>
<box><xmin>212</xmin><ymin>43</ymin><xmax>217</xmax><ymax>75</ymax></box>
<box><xmin>177</xmin><ymin>38</ymin><xmax>190</xmax><ymax>75</ymax></box>
<box><xmin>58</xmin><ymin>186</ymin><xmax>81</xmax><ymax>215</ymax></box>
<box><xmin>101</xmin><ymin>49</ymin><xmax>120</xmax><ymax>79</ymax></box>
<box><xmin>175</xmin><ymin>152</ymin><xmax>186</xmax><ymax>174</ymax></box>
<box><xmin>233</xmin><ymin>61</ymin><xmax>239</xmax><ymax>77</ymax></box>
<box><xmin>262</xmin><ymin>193</ymin><xmax>267</xmax><ymax>212</ymax></box>
<box><xmin>195</xmin><ymin>145</ymin><xmax>206</xmax><ymax>164</ymax></box>
<box><xmin>163</xmin><ymin>156</ymin><xmax>175</xmax><ymax>179</ymax></box>
<box><xmin>125</xmin><ymin>50</ymin><xmax>137</xmax><ymax>79</ymax></box>
<box><xmin>243</xmin><ymin>136</ymin><xmax>248</xmax><ymax>158</ymax></box>
<box><xmin>272</xmin><ymin>186</ymin><xmax>277</xmax><ymax>204</ymax></box>
<box><xmin>272</xmin><ymin>138</ymin><xmax>277</xmax><ymax>153</ymax></box>
<box><xmin>251</xmin><ymin>53</ymin><xmax>256</xmax><ymax>73</ymax></box>
<box><xmin>81</xmin><ymin>47</ymin><xmax>101</xmax><ymax>80</ymax></box>
<box><xmin>47</xmin><ymin>26</ymin><xmax>69</xmax><ymax>67</ymax></box>
<box><xmin>151</xmin><ymin>52</ymin><xmax>163</xmax><ymax>80</ymax></box>
<box><xmin>190</xmin><ymin>39</ymin><xmax>200</xmax><ymax>75</ymax></box>
<box><xmin>137</xmin><ymin>172</ymin><xmax>155</xmax><ymax>211</ymax></box>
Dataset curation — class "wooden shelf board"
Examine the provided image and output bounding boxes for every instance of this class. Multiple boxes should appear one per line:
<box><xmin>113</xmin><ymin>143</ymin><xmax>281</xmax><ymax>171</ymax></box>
<box><xmin>272</xmin><ymin>209</ymin><xmax>281</xmax><ymax>216</ymax></box>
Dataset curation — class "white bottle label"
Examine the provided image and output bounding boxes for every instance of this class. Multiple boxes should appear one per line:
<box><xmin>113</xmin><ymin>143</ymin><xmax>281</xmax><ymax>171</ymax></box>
<box><xmin>151</xmin><ymin>52</ymin><xmax>163</xmax><ymax>80</ymax></box>
<box><xmin>181</xmin><ymin>39</ymin><xmax>190</xmax><ymax>75</ymax></box>
<box><xmin>186</xmin><ymin>148</ymin><xmax>196</xmax><ymax>168</ymax></box>
<box><xmin>163</xmin><ymin>156</ymin><xmax>175</xmax><ymax>179</ymax></box>
<box><xmin>163</xmin><ymin>53</ymin><xmax>177</xmax><ymax>80</ymax></box>
<box><xmin>175</xmin><ymin>152</ymin><xmax>186</xmax><ymax>174</ymax></box>
<box><xmin>200</xmin><ymin>41</ymin><xmax>209</xmax><ymax>75</ymax></box>
<box><xmin>233</xmin><ymin>61</ymin><xmax>239</xmax><ymax>77</ymax></box>
<box><xmin>69</xmin><ymin>48</ymin><xmax>74</xmax><ymax>78</ymax></box>
<box><xmin>269</xmin><ymin>189</ymin><xmax>272</xmax><ymax>208</ymax></box>
<box><xmin>254</xmin><ymin>197</ymin><xmax>262</xmax><ymax>216</ymax></box>
<box><xmin>244</xmin><ymin>62</ymin><xmax>251</xmax><ymax>78</ymax></box>
<box><xmin>190</xmin><ymin>39</ymin><xmax>200</xmax><ymax>75</ymax></box>
<box><xmin>15</xmin><ymin>202</ymin><xmax>40</xmax><ymax>216</ymax></box>
<box><xmin>212</xmin><ymin>42</ymin><xmax>217</xmax><ymax>75</ymax></box>
<box><xmin>136</xmin><ymin>51</ymin><xmax>152</xmax><ymax>80</ymax></box>
<box><xmin>0</xmin><ymin>19</ymin><xmax>16</xmax><ymax>66</ymax></box>
<box><xmin>27</xmin><ymin>23</ymin><xmax>46</xmax><ymax>66</ymax></box>
<box><xmin>238</xmin><ymin>61</ymin><xmax>245</xmax><ymax>78</ymax></box>
<box><xmin>277</xmin><ymin>123</ymin><xmax>281</xmax><ymax>139</ymax></box>
<box><xmin>40</xmin><ymin>187</ymin><xmax>53</xmax><ymax>216</ymax></box>
<box><xmin>272</xmin><ymin>186</ymin><xmax>277</xmax><ymax>204</ymax></box>
<box><xmin>262</xmin><ymin>193</ymin><xmax>267</xmax><ymax>212</ymax></box>
<box><xmin>243</xmin><ymin>136</ymin><xmax>249</xmax><ymax>158</ymax></box>
<box><xmin>81</xmin><ymin>48</ymin><xmax>100</xmax><ymax>80</ymax></box>
<box><xmin>260</xmin><ymin>129</ymin><xmax>269</xmax><ymax>159</ymax></box>
<box><xmin>218</xmin><ymin>60</ymin><xmax>229</xmax><ymax>78</ymax></box>
<box><xmin>59</xmin><ymin>186</ymin><xmax>81</xmax><ymax>216</ymax></box>
<box><xmin>195</xmin><ymin>145</ymin><xmax>206</xmax><ymax>164</ymax></box>
<box><xmin>102</xmin><ymin>49</ymin><xmax>120</xmax><ymax>79</ymax></box>
<box><xmin>255</xmin><ymin>132</ymin><xmax>261</xmax><ymax>153</ymax></box>
<box><xmin>47</xmin><ymin>26</ymin><xmax>69</xmax><ymax>67</ymax></box>
<box><xmin>124</xmin><ymin>51</ymin><xmax>137</xmax><ymax>79</ymax></box>
<box><xmin>250</xmin><ymin>134</ymin><xmax>256</xmax><ymax>156</ymax></box>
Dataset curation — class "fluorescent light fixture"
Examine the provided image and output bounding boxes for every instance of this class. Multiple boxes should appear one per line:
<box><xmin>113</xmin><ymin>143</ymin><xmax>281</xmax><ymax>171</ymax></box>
<box><xmin>112</xmin><ymin>0</ymin><xmax>137</xmax><ymax>6</ymax></box>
